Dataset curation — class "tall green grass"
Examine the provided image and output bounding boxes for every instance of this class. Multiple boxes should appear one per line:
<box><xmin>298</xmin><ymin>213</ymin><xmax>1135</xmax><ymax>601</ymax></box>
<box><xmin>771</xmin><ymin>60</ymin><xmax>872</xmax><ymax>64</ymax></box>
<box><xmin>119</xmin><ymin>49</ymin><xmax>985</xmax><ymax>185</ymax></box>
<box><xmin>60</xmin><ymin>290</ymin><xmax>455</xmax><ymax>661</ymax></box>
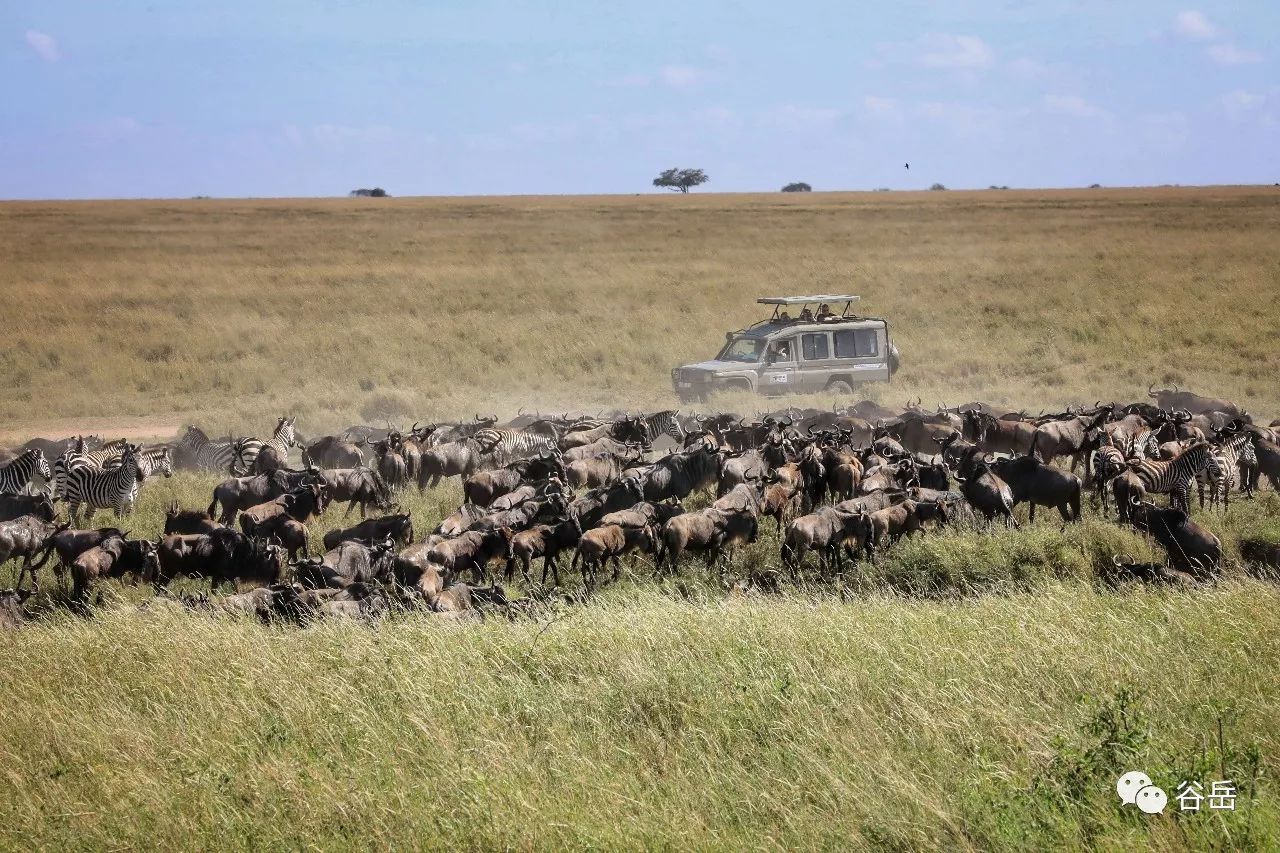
<box><xmin>1</xmin><ymin>584</ymin><xmax>1276</xmax><ymax>849</ymax></box>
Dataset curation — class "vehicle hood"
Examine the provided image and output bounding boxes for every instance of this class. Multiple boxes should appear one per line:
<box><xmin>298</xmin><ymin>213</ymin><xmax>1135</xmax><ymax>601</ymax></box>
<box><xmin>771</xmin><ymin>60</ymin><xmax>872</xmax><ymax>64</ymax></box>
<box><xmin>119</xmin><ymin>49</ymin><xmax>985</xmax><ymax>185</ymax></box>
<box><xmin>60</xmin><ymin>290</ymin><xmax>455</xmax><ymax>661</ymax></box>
<box><xmin>677</xmin><ymin>360</ymin><xmax>755</xmax><ymax>373</ymax></box>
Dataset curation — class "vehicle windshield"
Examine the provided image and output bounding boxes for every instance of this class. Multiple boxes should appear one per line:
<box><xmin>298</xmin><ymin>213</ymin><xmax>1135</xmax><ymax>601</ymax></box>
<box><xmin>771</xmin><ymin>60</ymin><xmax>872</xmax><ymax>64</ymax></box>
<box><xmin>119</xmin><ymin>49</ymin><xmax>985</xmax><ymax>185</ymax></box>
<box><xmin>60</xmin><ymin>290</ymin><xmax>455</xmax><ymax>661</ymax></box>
<box><xmin>716</xmin><ymin>335</ymin><xmax>766</xmax><ymax>363</ymax></box>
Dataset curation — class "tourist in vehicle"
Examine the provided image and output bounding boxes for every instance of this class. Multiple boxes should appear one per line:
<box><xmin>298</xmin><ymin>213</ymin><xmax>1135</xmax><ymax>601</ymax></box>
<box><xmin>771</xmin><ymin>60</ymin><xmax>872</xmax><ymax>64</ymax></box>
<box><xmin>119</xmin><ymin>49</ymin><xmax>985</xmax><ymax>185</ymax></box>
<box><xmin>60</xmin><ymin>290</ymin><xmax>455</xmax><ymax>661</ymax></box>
<box><xmin>798</xmin><ymin>307</ymin><xmax>813</xmax><ymax>322</ymax></box>
<box><xmin>816</xmin><ymin>303</ymin><xmax>834</xmax><ymax>321</ymax></box>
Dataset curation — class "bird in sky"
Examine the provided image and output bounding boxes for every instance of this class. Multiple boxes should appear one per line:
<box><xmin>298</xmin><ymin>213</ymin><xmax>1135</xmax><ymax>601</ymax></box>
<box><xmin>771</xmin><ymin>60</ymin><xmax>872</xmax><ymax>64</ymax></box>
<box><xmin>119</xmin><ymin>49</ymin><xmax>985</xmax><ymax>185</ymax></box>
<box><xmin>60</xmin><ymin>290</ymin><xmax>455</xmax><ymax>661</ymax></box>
<box><xmin>904</xmin><ymin>163</ymin><xmax>910</xmax><ymax>170</ymax></box>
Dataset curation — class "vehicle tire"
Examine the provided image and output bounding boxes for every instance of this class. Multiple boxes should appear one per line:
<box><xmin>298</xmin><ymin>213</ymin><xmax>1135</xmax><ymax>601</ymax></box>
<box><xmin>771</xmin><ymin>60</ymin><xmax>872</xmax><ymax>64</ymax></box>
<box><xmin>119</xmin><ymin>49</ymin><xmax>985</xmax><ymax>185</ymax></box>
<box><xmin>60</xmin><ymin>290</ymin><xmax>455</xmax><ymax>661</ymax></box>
<box><xmin>825</xmin><ymin>379</ymin><xmax>854</xmax><ymax>395</ymax></box>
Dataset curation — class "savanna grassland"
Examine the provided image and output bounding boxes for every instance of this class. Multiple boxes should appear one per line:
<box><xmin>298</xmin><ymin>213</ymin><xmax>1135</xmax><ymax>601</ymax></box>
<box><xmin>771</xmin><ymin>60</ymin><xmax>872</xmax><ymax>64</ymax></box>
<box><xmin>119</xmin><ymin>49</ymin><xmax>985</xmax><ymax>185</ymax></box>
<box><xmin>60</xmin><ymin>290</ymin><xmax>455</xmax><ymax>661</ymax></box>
<box><xmin>0</xmin><ymin>186</ymin><xmax>1278</xmax><ymax>437</ymax></box>
<box><xmin>2</xmin><ymin>188</ymin><xmax>1280</xmax><ymax>850</ymax></box>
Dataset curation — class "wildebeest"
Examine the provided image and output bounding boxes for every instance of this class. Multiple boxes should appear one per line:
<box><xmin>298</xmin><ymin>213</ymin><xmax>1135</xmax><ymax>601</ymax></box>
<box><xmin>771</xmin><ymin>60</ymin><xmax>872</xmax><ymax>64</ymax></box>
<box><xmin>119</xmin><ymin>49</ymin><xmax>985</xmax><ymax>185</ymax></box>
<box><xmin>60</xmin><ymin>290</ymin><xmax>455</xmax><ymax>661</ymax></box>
<box><xmin>427</xmin><ymin>527</ymin><xmax>515</xmax><ymax>582</ymax></box>
<box><xmin>157</xmin><ymin>528</ymin><xmax>276</xmax><ymax>591</ymax></box>
<box><xmin>208</xmin><ymin>468</ymin><xmax>317</xmax><ymax>525</ymax></box>
<box><xmin>239</xmin><ymin>484</ymin><xmax>328</xmax><ymax>538</ymax></box>
<box><xmin>659</xmin><ymin>506</ymin><xmax>756</xmax><ymax>574</ymax></box>
<box><xmin>464</xmin><ymin>454</ymin><xmax>563</xmax><ymax>506</ymax></box>
<box><xmin>782</xmin><ymin>506</ymin><xmax>870</xmax><ymax>574</ymax></box>
<box><xmin>71</xmin><ymin>536</ymin><xmax>161</xmax><ymax>603</ymax></box>
<box><xmin>322</xmin><ymin>512</ymin><xmax>414</xmax><ymax>552</ymax></box>
<box><xmin>294</xmin><ymin>538</ymin><xmax>398</xmax><ymax>589</ymax></box>
<box><xmin>164</xmin><ymin>502</ymin><xmax>221</xmax><ymax>535</ymax></box>
<box><xmin>1029</xmin><ymin>405</ymin><xmax>1113</xmax><ymax>472</ymax></box>
<box><xmin>567</xmin><ymin>478</ymin><xmax>646</xmax><ymax>530</ymax></box>
<box><xmin>1148</xmin><ymin>384</ymin><xmax>1246</xmax><ymax>419</ymax></box>
<box><xmin>868</xmin><ymin>500</ymin><xmax>948</xmax><ymax>552</ymax></box>
<box><xmin>0</xmin><ymin>494</ymin><xmax>56</xmax><ymax>524</ymax></box>
<box><xmin>573</xmin><ymin>523</ymin><xmax>658</xmax><ymax>586</ymax></box>
<box><xmin>988</xmin><ymin>455</ymin><xmax>1083</xmax><ymax>522</ymax></box>
<box><xmin>418</xmin><ymin>434</ymin><xmax>500</xmax><ymax>490</ymax></box>
<box><xmin>0</xmin><ymin>516</ymin><xmax>68</xmax><ymax>591</ymax></box>
<box><xmin>304</xmin><ymin>435</ymin><xmax>365</xmax><ymax>468</ymax></box>
<box><xmin>313</xmin><ymin>467</ymin><xmax>392</xmax><ymax>518</ymax></box>
<box><xmin>435</xmin><ymin>503</ymin><xmax>489</xmax><ymax>537</ymax></box>
<box><xmin>642</xmin><ymin>441</ymin><xmax>720</xmax><ymax>502</ymax></box>
<box><xmin>506</xmin><ymin>517</ymin><xmax>583</xmax><ymax>586</ymax></box>
<box><xmin>1126</xmin><ymin>496</ymin><xmax>1222</xmax><ymax>577</ymax></box>
<box><xmin>954</xmin><ymin>449</ymin><xmax>1017</xmax><ymax>526</ymax></box>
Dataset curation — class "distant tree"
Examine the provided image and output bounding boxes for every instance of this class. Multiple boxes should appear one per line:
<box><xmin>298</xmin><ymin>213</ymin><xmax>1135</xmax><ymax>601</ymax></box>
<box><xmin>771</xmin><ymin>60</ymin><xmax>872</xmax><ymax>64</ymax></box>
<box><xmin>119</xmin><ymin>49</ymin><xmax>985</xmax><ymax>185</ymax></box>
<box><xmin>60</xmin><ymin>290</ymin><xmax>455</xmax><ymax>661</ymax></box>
<box><xmin>1089</xmin><ymin>183</ymin><xmax>1102</xmax><ymax>189</ymax></box>
<box><xmin>781</xmin><ymin>182</ymin><xmax>812</xmax><ymax>192</ymax></box>
<box><xmin>929</xmin><ymin>182</ymin><xmax>948</xmax><ymax>191</ymax></box>
<box><xmin>987</xmin><ymin>185</ymin><xmax>1010</xmax><ymax>190</ymax></box>
<box><xmin>653</xmin><ymin>168</ymin><xmax>709</xmax><ymax>193</ymax></box>
<box><xmin>370</xmin><ymin>187</ymin><xmax>388</xmax><ymax>197</ymax></box>
<box><xmin>349</xmin><ymin>187</ymin><xmax>390</xmax><ymax>197</ymax></box>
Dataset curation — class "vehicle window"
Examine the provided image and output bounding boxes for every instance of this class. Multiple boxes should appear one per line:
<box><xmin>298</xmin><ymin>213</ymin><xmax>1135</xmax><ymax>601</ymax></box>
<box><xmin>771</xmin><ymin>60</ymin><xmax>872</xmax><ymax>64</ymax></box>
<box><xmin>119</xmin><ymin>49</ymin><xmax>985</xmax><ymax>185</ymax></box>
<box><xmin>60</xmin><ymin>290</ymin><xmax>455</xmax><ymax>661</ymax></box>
<box><xmin>801</xmin><ymin>333</ymin><xmax>830</xmax><ymax>360</ymax></box>
<box><xmin>717</xmin><ymin>336</ymin><xmax>766</xmax><ymax>363</ymax></box>
<box><xmin>769</xmin><ymin>340</ymin><xmax>794</xmax><ymax>363</ymax></box>
<box><xmin>835</xmin><ymin>329</ymin><xmax>880</xmax><ymax>358</ymax></box>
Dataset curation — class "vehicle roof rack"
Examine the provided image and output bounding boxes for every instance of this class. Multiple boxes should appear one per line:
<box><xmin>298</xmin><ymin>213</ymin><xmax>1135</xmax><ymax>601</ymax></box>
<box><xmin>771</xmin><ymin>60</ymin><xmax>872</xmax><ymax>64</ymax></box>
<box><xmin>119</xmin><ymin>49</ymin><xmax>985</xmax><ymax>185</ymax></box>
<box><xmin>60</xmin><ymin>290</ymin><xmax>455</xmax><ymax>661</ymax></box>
<box><xmin>757</xmin><ymin>295</ymin><xmax>861</xmax><ymax>305</ymax></box>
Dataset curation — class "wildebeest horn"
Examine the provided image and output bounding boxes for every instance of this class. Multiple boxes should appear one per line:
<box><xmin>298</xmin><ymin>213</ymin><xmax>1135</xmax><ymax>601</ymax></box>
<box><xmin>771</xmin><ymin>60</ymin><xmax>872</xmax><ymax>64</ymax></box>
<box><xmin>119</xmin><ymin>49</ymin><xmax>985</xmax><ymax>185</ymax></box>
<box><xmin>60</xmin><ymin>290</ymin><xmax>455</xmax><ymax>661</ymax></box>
<box><xmin>1148</xmin><ymin>383</ymin><xmax>1157</xmax><ymax>398</ymax></box>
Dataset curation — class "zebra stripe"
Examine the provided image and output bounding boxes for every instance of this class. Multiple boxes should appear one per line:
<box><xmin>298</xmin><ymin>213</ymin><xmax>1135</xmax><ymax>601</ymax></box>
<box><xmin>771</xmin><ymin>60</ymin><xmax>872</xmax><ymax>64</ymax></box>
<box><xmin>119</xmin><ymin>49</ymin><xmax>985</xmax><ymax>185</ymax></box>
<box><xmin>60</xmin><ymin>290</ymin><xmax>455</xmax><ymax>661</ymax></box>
<box><xmin>0</xmin><ymin>449</ymin><xmax>52</xmax><ymax>496</ymax></box>
<box><xmin>1126</xmin><ymin>441</ymin><xmax>1215</xmax><ymax>513</ymax></box>
<box><xmin>472</xmin><ymin>428</ymin><xmax>558</xmax><ymax>463</ymax></box>
<box><xmin>64</xmin><ymin>446</ymin><xmax>140</xmax><ymax>523</ymax></box>
<box><xmin>240</xmin><ymin>416</ymin><xmax>297</xmax><ymax>472</ymax></box>
<box><xmin>639</xmin><ymin>410</ymin><xmax>687</xmax><ymax>444</ymax></box>
<box><xmin>1198</xmin><ymin>433</ymin><xmax>1255</xmax><ymax>509</ymax></box>
<box><xmin>180</xmin><ymin>426</ymin><xmax>240</xmax><ymax>473</ymax></box>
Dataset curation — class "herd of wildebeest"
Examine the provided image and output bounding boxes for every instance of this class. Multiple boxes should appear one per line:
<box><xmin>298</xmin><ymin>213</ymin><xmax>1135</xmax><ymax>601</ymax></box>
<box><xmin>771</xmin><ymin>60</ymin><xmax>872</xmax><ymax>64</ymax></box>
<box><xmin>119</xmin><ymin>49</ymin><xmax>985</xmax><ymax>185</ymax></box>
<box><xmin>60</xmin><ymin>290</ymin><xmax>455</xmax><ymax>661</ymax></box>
<box><xmin>1</xmin><ymin>383</ymin><xmax>1279</xmax><ymax>628</ymax></box>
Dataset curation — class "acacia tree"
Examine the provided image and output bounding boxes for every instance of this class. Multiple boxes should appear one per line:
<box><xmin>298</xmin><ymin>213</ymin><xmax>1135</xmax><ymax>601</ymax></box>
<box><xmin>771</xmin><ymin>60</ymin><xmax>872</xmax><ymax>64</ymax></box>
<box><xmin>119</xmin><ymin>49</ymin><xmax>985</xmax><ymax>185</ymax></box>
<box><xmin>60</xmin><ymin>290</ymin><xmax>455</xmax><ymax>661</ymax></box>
<box><xmin>781</xmin><ymin>182</ymin><xmax>812</xmax><ymax>192</ymax></box>
<box><xmin>652</xmin><ymin>168</ymin><xmax>709</xmax><ymax>193</ymax></box>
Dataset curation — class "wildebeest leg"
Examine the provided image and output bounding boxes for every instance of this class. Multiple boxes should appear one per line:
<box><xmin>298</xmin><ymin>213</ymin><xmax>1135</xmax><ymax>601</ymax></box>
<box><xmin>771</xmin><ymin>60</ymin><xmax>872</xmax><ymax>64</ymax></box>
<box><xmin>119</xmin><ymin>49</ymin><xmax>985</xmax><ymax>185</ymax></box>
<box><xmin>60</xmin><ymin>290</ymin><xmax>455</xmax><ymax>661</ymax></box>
<box><xmin>344</xmin><ymin>500</ymin><xmax>356</xmax><ymax>518</ymax></box>
<box><xmin>1028</xmin><ymin>502</ymin><xmax>1036</xmax><ymax>524</ymax></box>
<box><xmin>611</xmin><ymin>554</ymin><xmax>623</xmax><ymax>583</ymax></box>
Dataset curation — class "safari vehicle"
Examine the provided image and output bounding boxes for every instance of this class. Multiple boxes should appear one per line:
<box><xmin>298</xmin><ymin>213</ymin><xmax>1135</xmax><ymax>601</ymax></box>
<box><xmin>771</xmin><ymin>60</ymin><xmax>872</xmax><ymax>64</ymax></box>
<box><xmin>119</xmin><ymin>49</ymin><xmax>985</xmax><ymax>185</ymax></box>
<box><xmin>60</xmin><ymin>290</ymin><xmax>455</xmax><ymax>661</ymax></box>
<box><xmin>671</xmin><ymin>295</ymin><xmax>899</xmax><ymax>403</ymax></box>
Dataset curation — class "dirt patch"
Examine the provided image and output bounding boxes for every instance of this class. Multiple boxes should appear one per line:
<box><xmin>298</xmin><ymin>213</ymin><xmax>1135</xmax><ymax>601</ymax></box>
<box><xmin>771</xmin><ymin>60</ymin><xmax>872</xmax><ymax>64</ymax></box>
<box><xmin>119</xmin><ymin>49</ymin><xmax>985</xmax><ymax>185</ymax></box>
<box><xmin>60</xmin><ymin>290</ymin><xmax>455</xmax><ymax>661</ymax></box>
<box><xmin>0</xmin><ymin>415</ymin><xmax>185</xmax><ymax>445</ymax></box>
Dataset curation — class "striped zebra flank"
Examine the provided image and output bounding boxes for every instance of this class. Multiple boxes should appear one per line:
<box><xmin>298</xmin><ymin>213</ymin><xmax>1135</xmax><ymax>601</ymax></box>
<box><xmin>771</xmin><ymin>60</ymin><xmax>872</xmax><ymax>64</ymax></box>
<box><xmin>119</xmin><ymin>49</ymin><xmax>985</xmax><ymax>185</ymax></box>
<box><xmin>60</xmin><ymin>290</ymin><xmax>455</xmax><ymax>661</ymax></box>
<box><xmin>64</xmin><ymin>444</ymin><xmax>142</xmax><ymax>524</ymax></box>
<box><xmin>1198</xmin><ymin>432</ymin><xmax>1256</xmax><ymax>510</ymax></box>
<box><xmin>180</xmin><ymin>426</ymin><xmax>240</xmax><ymax>473</ymax></box>
<box><xmin>1125</xmin><ymin>440</ymin><xmax>1215</xmax><ymax>514</ymax></box>
<box><xmin>0</xmin><ymin>449</ymin><xmax>53</xmax><ymax>496</ymax></box>
<box><xmin>472</xmin><ymin>427</ymin><xmax>558</xmax><ymax>465</ymax></box>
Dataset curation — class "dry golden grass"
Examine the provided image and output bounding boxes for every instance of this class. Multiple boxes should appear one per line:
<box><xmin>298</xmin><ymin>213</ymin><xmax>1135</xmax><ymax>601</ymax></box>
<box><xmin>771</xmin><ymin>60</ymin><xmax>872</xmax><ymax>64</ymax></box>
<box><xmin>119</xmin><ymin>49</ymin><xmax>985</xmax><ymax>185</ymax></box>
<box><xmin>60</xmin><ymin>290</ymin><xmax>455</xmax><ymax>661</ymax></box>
<box><xmin>3</xmin><ymin>189</ymin><xmax>1280</xmax><ymax>849</ymax></box>
<box><xmin>1</xmin><ymin>186</ymin><xmax>1277</xmax><ymax>439</ymax></box>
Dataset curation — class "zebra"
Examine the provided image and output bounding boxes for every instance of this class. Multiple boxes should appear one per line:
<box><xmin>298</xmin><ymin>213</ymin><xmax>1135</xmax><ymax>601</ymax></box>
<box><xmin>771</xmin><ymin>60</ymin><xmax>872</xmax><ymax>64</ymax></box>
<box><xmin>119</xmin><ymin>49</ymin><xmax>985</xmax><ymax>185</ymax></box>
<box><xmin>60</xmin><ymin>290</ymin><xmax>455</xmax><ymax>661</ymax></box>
<box><xmin>0</xmin><ymin>449</ymin><xmax>52</xmax><ymax>496</ymax></box>
<box><xmin>180</xmin><ymin>426</ymin><xmax>241</xmax><ymax>473</ymax></box>
<box><xmin>1197</xmin><ymin>432</ymin><xmax>1256</xmax><ymax>510</ymax></box>
<box><xmin>63</xmin><ymin>444</ymin><xmax>142</xmax><ymax>524</ymax></box>
<box><xmin>637</xmin><ymin>410</ymin><xmax>687</xmax><ymax>445</ymax></box>
<box><xmin>1090</xmin><ymin>439</ymin><xmax>1127</xmax><ymax>512</ymax></box>
<box><xmin>471</xmin><ymin>427</ymin><xmax>558</xmax><ymax>465</ymax></box>
<box><xmin>238</xmin><ymin>416</ymin><xmax>296</xmax><ymax>473</ymax></box>
<box><xmin>1125</xmin><ymin>441</ymin><xmax>1216</xmax><ymax>514</ymax></box>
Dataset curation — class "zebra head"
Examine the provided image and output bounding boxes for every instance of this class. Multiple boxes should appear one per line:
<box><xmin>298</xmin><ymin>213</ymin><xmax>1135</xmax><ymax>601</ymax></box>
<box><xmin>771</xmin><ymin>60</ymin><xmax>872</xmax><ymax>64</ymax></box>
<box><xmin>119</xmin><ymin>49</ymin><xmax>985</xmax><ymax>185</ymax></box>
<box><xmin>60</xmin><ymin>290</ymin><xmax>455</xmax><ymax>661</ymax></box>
<box><xmin>34</xmin><ymin>449</ymin><xmax>52</xmax><ymax>481</ymax></box>
<box><xmin>274</xmin><ymin>416</ymin><xmax>299</xmax><ymax>447</ymax></box>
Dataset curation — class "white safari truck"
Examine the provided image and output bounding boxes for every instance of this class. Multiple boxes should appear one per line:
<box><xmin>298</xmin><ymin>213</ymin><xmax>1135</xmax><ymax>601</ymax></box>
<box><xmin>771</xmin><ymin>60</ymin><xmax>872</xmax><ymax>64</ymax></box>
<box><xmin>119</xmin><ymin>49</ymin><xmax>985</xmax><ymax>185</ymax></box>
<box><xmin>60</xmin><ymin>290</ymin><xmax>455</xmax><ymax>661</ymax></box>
<box><xmin>671</xmin><ymin>295</ymin><xmax>900</xmax><ymax>403</ymax></box>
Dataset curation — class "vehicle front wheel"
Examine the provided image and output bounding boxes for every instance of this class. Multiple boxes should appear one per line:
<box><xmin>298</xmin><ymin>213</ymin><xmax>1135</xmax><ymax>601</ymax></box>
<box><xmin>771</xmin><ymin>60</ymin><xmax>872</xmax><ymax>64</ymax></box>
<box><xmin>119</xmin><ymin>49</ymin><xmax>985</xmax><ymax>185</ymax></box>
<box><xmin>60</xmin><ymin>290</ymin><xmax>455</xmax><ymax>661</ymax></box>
<box><xmin>825</xmin><ymin>379</ymin><xmax>854</xmax><ymax>395</ymax></box>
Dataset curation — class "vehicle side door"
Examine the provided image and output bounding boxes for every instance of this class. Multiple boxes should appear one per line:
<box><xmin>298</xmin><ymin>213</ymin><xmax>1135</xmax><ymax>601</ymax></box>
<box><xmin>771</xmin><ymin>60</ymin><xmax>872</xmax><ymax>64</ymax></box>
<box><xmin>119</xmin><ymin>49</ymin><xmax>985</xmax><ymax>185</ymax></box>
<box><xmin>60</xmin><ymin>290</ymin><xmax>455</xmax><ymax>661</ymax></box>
<box><xmin>798</xmin><ymin>331</ymin><xmax>835</xmax><ymax>392</ymax></box>
<box><xmin>758</xmin><ymin>337</ymin><xmax>798</xmax><ymax>395</ymax></box>
<box><xmin>832</xmin><ymin>326</ymin><xmax>890</xmax><ymax>384</ymax></box>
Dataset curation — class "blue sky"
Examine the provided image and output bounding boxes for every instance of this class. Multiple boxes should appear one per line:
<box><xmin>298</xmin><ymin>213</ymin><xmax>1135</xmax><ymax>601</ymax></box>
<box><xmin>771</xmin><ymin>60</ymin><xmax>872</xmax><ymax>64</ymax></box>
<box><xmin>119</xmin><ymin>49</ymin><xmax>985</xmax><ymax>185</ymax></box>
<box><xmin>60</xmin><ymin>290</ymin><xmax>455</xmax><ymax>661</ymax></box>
<box><xmin>3</xmin><ymin>1</ymin><xmax>1277</xmax><ymax>198</ymax></box>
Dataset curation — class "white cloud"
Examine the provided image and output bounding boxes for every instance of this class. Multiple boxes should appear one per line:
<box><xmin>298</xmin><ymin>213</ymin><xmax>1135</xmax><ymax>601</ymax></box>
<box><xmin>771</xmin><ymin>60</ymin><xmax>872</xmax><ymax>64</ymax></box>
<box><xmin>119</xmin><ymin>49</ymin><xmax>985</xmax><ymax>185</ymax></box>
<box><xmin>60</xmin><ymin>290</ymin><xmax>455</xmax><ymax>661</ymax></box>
<box><xmin>25</xmin><ymin>30</ymin><xmax>59</xmax><ymax>61</ymax></box>
<box><xmin>1207</xmin><ymin>43</ymin><xmax>1263</xmax><ymax>65</ymax></box>
<box><xmin>658</xmin><ymin>65</ymin><xmax>705</xmax><ymax>87</ymax></box>
<box><xmin>861</xmin><ymin>95</ymin><xmax>900</xmax><ymax>118</ymax></box>
<box><xmin>1222</xmin><ymin>90</ymin><xmax>1264</xmax><ymax>117</ymax></box>
<box><xmin>1173</xmin><ymin>10</ymin><xmax>1217</xmax><ymax>40</ymax></box>
<box><xmin>1006</xmin><ymin>57</ymin><xmax>1048</xmax><ymax>78</ymax></box>
<box><xmin>1043</xmin><ymin>94</ymin><xmax>1108</xmax><ymax>119</ymax></box>
<box><xmin>916</xmin><ymin>34</ymin><xmax>994</xmax><ymax>69</ymax></box>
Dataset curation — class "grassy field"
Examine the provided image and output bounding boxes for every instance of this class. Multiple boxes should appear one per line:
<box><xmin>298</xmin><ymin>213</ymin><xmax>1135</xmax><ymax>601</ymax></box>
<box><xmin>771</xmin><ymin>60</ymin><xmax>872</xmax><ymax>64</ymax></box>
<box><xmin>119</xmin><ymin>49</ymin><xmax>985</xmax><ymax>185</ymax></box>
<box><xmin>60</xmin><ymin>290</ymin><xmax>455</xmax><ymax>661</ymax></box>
<box><xmin>2</xmin><ymin>188</ymin><xmax>1280</xmax><ymax>849</ymax></box>
<box><xmin>1</xmin><ymin>187</ymin><xmax>1278</xmax><ymax>437</ymax></box>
